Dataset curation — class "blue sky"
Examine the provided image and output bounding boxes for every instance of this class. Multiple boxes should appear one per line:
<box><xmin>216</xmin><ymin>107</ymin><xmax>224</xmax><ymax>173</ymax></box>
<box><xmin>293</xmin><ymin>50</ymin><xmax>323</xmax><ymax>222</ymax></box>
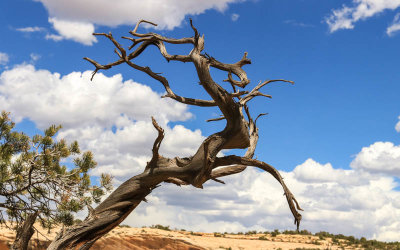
<box><xmin>1</xmin><ymin>0</ymin><xmax>400</xmax><ymax>241</ymax></box>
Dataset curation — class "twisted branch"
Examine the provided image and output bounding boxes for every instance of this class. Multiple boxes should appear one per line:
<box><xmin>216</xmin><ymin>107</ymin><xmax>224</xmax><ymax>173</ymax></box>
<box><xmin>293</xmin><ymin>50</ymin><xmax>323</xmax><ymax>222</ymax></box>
<box><xmin>48</xmin><ymin>19</ymin><xmax>302</xmax><ymax>250</ymax></box>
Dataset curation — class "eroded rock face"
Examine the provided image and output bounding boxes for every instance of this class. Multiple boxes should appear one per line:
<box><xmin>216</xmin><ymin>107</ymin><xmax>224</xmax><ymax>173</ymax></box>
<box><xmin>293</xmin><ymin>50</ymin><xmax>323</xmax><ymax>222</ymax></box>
<box><xmin>1</xmin><ymin>235</ymin><xmax>204</xmax><ymax>250</ymax></box>
<box><xmin>92</xmin><ymin>235</ymin><xmax>205</xmax><ymax>250</ymax></box>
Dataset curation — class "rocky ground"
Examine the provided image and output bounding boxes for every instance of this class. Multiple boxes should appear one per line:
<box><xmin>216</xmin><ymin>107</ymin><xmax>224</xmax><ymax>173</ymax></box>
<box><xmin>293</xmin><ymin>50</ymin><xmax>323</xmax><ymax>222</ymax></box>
<box><xmin>0</xmin><ymin>224</ymin><xmax>379</xmax><ymax>249</ymax></box>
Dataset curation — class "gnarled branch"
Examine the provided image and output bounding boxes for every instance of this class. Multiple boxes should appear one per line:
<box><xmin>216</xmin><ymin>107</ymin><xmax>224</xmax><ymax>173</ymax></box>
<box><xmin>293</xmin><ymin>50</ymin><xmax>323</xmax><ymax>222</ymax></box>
<box><xmin>146</xmin><ymin>117</ymin><xmax>164</xmax><ymax>171</ymax></box>
<box><xmin>49</xmin><ymin>19</ymin><xmax>301</xmax><ymax>250</ymax></box>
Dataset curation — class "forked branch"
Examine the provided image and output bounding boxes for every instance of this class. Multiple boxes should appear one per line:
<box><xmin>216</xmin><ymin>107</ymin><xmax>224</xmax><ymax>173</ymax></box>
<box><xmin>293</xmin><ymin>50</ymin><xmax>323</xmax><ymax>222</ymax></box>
<box><xmin>49</xmin><ymin>19</ymin><xmax>302</xmax><ymax>250</ymax></box>
<box><xmin>240</xmin><ymin>79</ymin><xmax>294</xmax><ymax>105</ymax></box>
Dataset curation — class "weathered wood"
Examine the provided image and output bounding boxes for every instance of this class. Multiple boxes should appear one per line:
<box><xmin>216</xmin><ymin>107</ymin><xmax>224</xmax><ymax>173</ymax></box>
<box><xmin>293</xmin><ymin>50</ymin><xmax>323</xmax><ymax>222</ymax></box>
<box><xmin>11</xmin><ymin>212</ymin><xmax>38</xmax><ymax>250</ymax></box>
<box><xmin>48</xmin><ymin>19</ymin><xmax>303</xmax><ymax>250</ymax></box>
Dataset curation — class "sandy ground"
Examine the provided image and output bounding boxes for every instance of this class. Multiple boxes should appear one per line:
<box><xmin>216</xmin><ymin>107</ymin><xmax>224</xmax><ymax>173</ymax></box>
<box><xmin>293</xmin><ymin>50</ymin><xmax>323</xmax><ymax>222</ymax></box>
<box><xmin>0</xmin><ymin>224</ymin><xmax>362</xmax><ymax>250</ymax></box>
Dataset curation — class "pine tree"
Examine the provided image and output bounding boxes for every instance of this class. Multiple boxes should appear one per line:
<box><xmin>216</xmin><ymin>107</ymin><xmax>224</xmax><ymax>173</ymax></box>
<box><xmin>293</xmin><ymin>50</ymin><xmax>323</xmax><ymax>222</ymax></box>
<box><xmin>0</xmin><ymin>111</ymin><xmax>112</xmax><ymax>250</ymax></box>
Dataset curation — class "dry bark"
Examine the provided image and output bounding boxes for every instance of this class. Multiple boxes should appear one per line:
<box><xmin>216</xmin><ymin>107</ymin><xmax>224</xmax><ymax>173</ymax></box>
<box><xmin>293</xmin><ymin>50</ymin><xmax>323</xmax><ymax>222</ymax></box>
<box><xmin>48</xmin><ymin>19</ymin><xmax>303</xmax><ymax>250</ymax></box>
<box><xmin>11</xmin><ymin>212</ymin><xmax>38</xmax><ymax>250</ymax></box>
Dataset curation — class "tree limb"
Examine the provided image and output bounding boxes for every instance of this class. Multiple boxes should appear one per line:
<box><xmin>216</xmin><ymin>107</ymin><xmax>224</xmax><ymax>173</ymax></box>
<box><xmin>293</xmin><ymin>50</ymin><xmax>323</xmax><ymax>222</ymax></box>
<box><xmin>48</xmin><ymin>18</ymin><xmax>301</xmax><ymax>249</ymax></box>
<box><xmin>146</xmin><ymin>117</ymin><xmax>164</xmax><ymax>171</ymax></box>
<box><xmin>240</xmin><ymin>79</ymin><xmax>294</xmax><ymax>105</ymax></box>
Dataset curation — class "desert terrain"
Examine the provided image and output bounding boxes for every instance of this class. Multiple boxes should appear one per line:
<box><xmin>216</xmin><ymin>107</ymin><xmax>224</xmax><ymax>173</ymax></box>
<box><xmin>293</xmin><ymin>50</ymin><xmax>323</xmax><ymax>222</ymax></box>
<box><xmin>1</xmin><ymin>223</ymin><xmax>388</xmax><ymax>250</ymax></box>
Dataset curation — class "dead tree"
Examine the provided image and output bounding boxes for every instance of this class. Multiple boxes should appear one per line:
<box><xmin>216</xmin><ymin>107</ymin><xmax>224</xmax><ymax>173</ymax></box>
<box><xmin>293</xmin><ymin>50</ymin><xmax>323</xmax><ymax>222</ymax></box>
<box><xmin>48</xmin><ymin>19</ymin><xmax>303</xmax><ymax>250</ymax></box>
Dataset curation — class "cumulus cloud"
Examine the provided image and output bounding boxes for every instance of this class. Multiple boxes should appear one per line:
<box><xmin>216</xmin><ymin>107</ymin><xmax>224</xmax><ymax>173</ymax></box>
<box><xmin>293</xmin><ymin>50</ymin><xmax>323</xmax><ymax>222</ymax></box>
<box><xmin>36</xmin><ymin>0</ymin><xmax>242</xmax><ymax>29</ymax></box>
<box><xmin>351</xmin><ymin>142</ymin><xmax>400</xmax><ymax>177</ymax></box>
<box><xmin>0</xmin><ymin>52</ymin><xmax>9</xmax><ymax>66</ymax></box>
<box><xmin>60</xmin><ymin>122</ymin><xmax>204</xmax><ymax>179</ymax></box>
<box><xmin>0</xmin><ymin>64</ymin><xmax>203</xmax><ymax>180</ymax></box>
<box><xmin>326</xmin><ymin>0</ymin><xmax>400</xmax><ymax>33</ymax></box>
<box><xmin>293</xmin><ymin>159</ymin><xmax>359</xmax><ymax>185</ymax></box>
<box><xmin>0</xmin><ymin>64</ymin><xmax>190</xmax><ymax>128</ymax></box>
<box><xmin>2</xmin><ymin>64</ymin><xmax>400</xmax><ymax>241</ymax></box>
<box><xmin>125</xmin><ymin>157</ymin><xmax>400</xmax><ymax>241</ymax></box>
<box><xmin>112</xmin><ymin>124</ymin><xmax>400</xmax><ymax>242</ymax></box>
<box><xmin>46</xmin><ymin>17</ymin><xmax>97</xmax><ymax>45</ymax></box>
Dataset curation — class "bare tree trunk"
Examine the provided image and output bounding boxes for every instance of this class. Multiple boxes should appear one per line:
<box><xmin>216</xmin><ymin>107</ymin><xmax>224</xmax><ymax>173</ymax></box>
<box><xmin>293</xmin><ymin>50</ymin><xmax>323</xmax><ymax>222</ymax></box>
<box><xmin>48</xmin><ymin>19</ymin><xmax>303</xmax><ymax>250</ymax></box>
<box><xmin>11</xmin><ymin>212</ymin><xmax>38</xmax><ymax>250</ymax></box>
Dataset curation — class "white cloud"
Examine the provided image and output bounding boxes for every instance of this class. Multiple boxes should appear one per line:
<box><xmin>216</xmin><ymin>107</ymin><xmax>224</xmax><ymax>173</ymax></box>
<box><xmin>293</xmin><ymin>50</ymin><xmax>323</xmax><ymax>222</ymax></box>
<box><xmin>326</xmin><ymin>6</ymin><xmax>357</xmax><ymax>33</ymax></box>
<box><xmin>0</xmin><ymin>52</ymin><xmax>9</xmax><ymax>65</ymax></box>
<box><xmin>396</xmin><ymin>116</ymin><xmax>400</xmax><ymax>132</ymax></box>
<box><xmin>0</xmin><ymin>64</ymin><xmax>191</xmax><ymax>128</ymax></box>
<box><xmin>293</xmin><ymin>159</ymin><xmax>360</xmax><ymax>185</ymax></box>
<box><xmin>351</xmin><ymin>142</ymin><xmax>400</xmax><ymax>177</ymax></box>
<box><xmin>59</xmin><ymin>122</ymin><xmax>205</xmax><ymax>179</ymax></box>
<box><xmin>46</xmin><ymin>17</ymin><xmax>97</xmax><ymax>45</ymax></box>
<box><xmin>45</xmin><ymin>33</ymin><xmax>63</xmax><ymax>42</ymax></box>
<box><xmin>2</xmin><ymin>64</ymin><xmax>400</xmax><ymax>241</ymax></box>
<box><xmin>15</xmin><ymin>26</ymin><xmax>45</xmax><ymax>33</ymax></box>
<box><xmin>120</xmin><ymin>123</ymin><xmax>400</xmax><ymax>242</ymax></box>
<box><xmin>0</xmin><ymin>64</ymin><xmax>203</xmax><ymax>180</ymax></box>
<box><xmin>326</xmin><ymin>0</ymin><xmax>400</xmax><ymax>33</ymax></box>
<box><xmin>231</xmin><ymin>13</ymin><xmax>239</xmax><ymax>22</ymax></box>
<box><xmin>35</xmin><ymin>0</ymin><xmax>242</xmax><ymax>30</ymax></box>
<box><xmin>387</xmin><ymin>13</ymin><xmax>400</xmax><ymax>36</ymax></box>
<box><xmin>125</xmin><ymin>157</ymin><xmax>400</xmax><ymax>242</ymax></box>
